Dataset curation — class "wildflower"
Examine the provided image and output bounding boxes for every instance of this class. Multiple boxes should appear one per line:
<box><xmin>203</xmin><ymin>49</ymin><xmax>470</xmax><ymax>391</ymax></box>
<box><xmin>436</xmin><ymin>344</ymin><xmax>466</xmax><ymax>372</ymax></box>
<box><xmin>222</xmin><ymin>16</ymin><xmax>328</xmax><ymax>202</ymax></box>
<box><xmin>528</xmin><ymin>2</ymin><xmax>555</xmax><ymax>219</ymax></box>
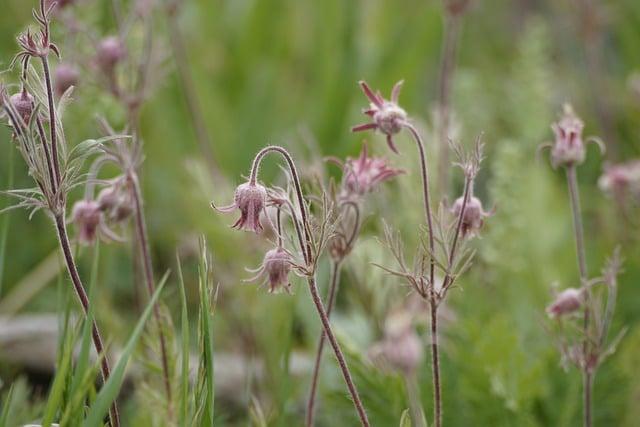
<box><xmin>8</xmin><ymin>90</ymin><xmax>35</xmax><ymax>125</ymax></box>
<box><xmin>71</xmin><ymin>199</ymin><xmax>102</xmax><ymax>244</ymax></box>
<box><xmin>370</xmin><ymin>311</ymin><xmax>423</xmax><ymax>374</ymax></box>
<box><xmin>212</xmin><ymin>182</ymin><xmax>268</xmax><ymax>233</ymax></box>
<box><xmin>45</xmin><ymin>0</ymin><xmax>74</xmax><ymax>10</ymax></box>
<box><xmin>450</xmin><ymin>195</ymin><xmax>491</xmax><ymax>237</ymax></box>
<box><xmin>598</xmin><ymin>160</ymin><xmax>640</xmax><ymax>200</ymax></box>
<box><xmin>54</xmin><ymin>62</ymin><xmax>79</xmax><ymax>97</ymax></box>
<box><xmin>341</xmin><ymin>143</ymin><xmax>404</xmax><ymax>198</ymax></box>
<box><xmin>246</xmin><ymin>247</ymin><xmax>295</xmax><ymax>293</ymax></box>
<box><xmin>96</xmin><ymin>36</ymin><xmax>126</xmax><ymax>73</ymax></box>
<box><xmin>352</xmin><ymin>80</ymin><xmax>407</xmax><ymax>154</ymax></box>
<box><xmin>546</xmin><ymin>288</ymin><xmax>583</xmax><ymax>318</ymax></box>
<box><xmin>97</xmin><ymin>185</ymin><xmax>133</xmax><ymax>223</ymax></box>
<box><xmin>550</xmin><ymin>104</ymin><xmax>586</xmax><ymax>168</ymax></box>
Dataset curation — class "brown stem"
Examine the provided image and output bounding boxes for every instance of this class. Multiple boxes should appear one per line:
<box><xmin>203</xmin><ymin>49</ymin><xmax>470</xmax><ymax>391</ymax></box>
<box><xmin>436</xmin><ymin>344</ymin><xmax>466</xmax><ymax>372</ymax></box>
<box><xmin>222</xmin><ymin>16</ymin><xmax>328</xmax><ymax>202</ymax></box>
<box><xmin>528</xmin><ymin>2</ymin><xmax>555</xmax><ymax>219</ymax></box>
<box><xmin>565</xmin><ymin>166</ymin><xmax>592</xmax><ymax>427</ymax></box>
<box><xmin>306</xmin><ymin>260</ymin><xmax>342</xmax><ymax>427</ymax></box>
<box><xmin>40</xmin><ymin>56</ymin><xmax>61</xmax><ymax>185</ymax></box>
<box><xmin>430</xmin><ymin>295</ymin><xmax>442</xmax><ymax>427</ymax></box>
<box><xmin>129</xmin><ymin>171</ymin><xmax>174</xmax><ymax>418</ymax></box>
<box><xmin>307</xmin><ymin>275</ymin><xmax>369</xmax><ymax>427</ymax></box>
<box><xmin>54</xmin><ymin>214</ymin><xmax>120</xmax><ymax>427</ymax></box>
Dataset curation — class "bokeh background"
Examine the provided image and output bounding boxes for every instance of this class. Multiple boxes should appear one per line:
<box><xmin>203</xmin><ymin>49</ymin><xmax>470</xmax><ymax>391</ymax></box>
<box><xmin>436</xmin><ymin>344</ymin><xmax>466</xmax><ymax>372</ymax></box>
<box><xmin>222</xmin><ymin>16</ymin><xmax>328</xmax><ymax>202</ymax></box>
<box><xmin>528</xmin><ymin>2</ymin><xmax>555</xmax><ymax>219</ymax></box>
<box><xmin>1</xmin><ymin>0</ymin><xmax>640</xmax><ymax>425</ymax></box>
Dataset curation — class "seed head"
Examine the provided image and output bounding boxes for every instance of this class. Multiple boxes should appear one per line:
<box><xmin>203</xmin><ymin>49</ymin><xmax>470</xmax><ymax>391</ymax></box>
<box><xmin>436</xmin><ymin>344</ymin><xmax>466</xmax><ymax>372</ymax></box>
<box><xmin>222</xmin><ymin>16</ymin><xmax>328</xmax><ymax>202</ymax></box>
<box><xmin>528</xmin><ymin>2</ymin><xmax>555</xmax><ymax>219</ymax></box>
<box><xmin>212</xmin><ymin>182</ymin><xmax>268</xmax><ymax>233</ymax></box>
<box><xmin>54</xmin><ymin>62</ymin><xmax>79</xmax><ymax>97</ymax></box>
<box><xmin>9</xmin><ymin>90</ymin><xmax>35</xmax><ymax>124</ymax></box>
<box><xmin>72</xmin><ymin>199</ymin><xmax>102</xmax><ymax>245</ymax></box>
<box><xmin>341</xmin><ymin>143</ymin><xmax>404</xmax><ymax>198</ymax></box>
<box><xmin>451</xmin><ymin>195</ymin><xmax>491</xmax><ymax>237</ymax></box>
<box><xmin>96</xmin><ymin>36</ymin><xmax>126</xmax><ymax>73</ymax></box>
<box><xmin>352</xmin><ymin>80</ymin><xmax>407</xmax><ymax>154</ymax></box>
<box><xmin>546</xmin><ymin>288</ymin><xmax>583</xmax><ymax>318</ymax></box>
<box><xmin>550</xmin><ymin>104</ymin><xmax>586</xmax><ymax>168</ymax></box>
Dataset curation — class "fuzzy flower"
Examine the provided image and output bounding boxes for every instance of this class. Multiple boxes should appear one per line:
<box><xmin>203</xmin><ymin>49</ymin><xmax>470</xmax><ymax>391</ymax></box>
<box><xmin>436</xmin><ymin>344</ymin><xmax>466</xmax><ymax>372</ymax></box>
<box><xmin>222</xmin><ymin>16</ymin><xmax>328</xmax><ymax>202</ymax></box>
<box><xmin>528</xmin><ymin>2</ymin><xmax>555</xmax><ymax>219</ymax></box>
<box><xmin>369</xmin><ymin>311</ymin><xmax>423</xmax><ymax>375</ymax></box>
<box><xmin>246</xmin><ymin>247</ymin><xmax>295</xmax><ymax>293</ymax></box>
<box><xmin>71</xmin><ymin>199</ymin><xmax>102</xmax><ymax>245</ymax></box>
<box><xmin>212</xmin><ymin>182</ymin><xmax>268</xmax><ymax>233</ymax></box>
<box><xmin>97</xmin><ymin>185</ymin><xmax>133</xmax><ymax>223</ymax></box>
<box><xmin>546</xmin><ymin>288</ymin><xmax>583</xmax><ymax>318</ymax></box>
<box><xmin>96</xmin><ymin>36</ymin><xmax>126</xmax><ymax>73</ymax></box>
<box><xmin>550</xmin><ymin>104</ymin><xmax>586</xmax><ymax>168</ymax></box>
<box><xmin>341</xmin><ymin>143</ymin><xmax>404</xmax><ymax>198</ymax></box>
<box><xmin>450</xmin><ymin>195</ymin><xmax>491</xmax><ymax>237</ymax></box>
<box><xmin>54</xmin><ymin>62</ymin><xmax>79</xmax><ymax>97</ymax></box>
<box><xmin>352</xmin><ymin>80</ymin><xmax>407</xmax><ymax>154</ymax></box>
<box><xmin>598</xmin><ymin>160</ymin><xmax>640</xmax><ymax>200</ymax></box>
<box><xmin>9</xmin><ymin>90</ymin><xmax>35</xmax><ymax>124</ymax></box>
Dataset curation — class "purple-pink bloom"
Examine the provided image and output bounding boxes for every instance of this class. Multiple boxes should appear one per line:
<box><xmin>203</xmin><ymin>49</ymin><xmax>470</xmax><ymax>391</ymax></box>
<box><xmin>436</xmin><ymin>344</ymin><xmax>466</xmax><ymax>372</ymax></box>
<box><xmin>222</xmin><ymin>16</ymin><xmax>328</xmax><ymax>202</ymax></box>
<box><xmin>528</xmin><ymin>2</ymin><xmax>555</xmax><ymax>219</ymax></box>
<box><xmin>342</xmin><ymin>143</ymin><xmax>404</xmax><ymax>198</ymax></box>
<box><xmin>96</xmin><ymin>36</ymin><xmax>126</xmax><ymax>73</ymax></box>
<box><xmin>54</xmin><ymin>62</ymin><xmax>79</xmax><ymax>97</ymax></box>
<box><xmin>450</xmin><ymin>195</ymin><xmax>491</xmax><ymax>237</ymax></box>
<box><xmin>246</xmin><ymin>247</ymin><xmax>295</xmax><ymax>293</ymax></box>
<box><xmin>72</xmin><ymin>199</ymin><xmax>102</xmax><ymax>245</ymax></box>
<box><xmin>550</xmin><ymin>105</ymin><xmax>586</xmax><ymax>168</ymax></box>
<box><xmin>352</xmin><ymin>80</ymin><xmax>407</xmax><ymax>154</ymax></box>
<box><xmin>546</xmin><ymin>288</ymin><xmax>583</xmax><ymax>318</ymax></box>
<box><xmin>9</xmin><ymin>90</ymin><xmax>34</xmax><ymax>124</ymax></box>
<box><xmin>598</xmin><ymin>160</ymin><xmax>640</xmax><ymax>200</ymax></box>
<box><xmin>212</xmin><ymin>182</ymin><xmax>268</xmax><ymax>233</ymax></box>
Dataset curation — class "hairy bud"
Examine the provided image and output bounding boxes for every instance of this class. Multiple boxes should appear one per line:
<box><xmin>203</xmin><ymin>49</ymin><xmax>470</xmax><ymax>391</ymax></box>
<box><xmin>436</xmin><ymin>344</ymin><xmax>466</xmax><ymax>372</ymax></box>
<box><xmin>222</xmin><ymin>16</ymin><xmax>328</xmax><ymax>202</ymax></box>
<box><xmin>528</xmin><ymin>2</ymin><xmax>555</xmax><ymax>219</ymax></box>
<box><xmin>546</xmin><ymin>288</ymin><xmax>583</xmax><ymax>318</ymax></box>
<box><xmin>212</xmin><ymin>182</ymin><xmax>268</xmax><ymax>233</ymax></box>
<box><xmin>246</xmin><ymin>247</ymin><xmax>294</xmax><ymax>293</ymax></box>
<box><xmin>550</xmin><ymin>105</ymin><xmax>586</xmax><ymax>168</ymax></box>
<box><xmin>598</xmin><ymin>160</ymin><xmax>640</xmax><ymax>201</ymax></box>
<box><xmin>98</xmin><ymin>185</ymin><xmax>133</xmax><ymax>223</ymax></box>
<box><xmin>54</xmin><ymin>62</ymin><xmax>79</xmax><ymax>97</ymax></box>
<box><xmin>96</xmin><ymin>36</ymin><xmax>126</xmax><ymax>73</ymax></box>
<box><xmin>9</xmin><ymin>90</ymin><xmax>35</xmax><ymax>124</ymax></box>
<box><xmin>451</xmin><ymin>195</ymin><xmax>490</xmax><ymax>237</ymax></box>
<box><xmin>72</xmin><ymin>200</ymin><xmax>102</xmax><ymax>245</ymax></box>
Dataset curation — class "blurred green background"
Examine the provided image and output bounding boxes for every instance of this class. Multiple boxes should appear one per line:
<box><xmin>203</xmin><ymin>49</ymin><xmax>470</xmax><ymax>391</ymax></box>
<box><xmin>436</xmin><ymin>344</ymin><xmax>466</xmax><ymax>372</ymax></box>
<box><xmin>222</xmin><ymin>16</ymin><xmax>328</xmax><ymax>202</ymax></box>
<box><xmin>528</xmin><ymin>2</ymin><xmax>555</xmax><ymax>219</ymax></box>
<box><xmin>1</xmin><ymin>0</ymin><xmax>640</xmax><ymax>425</ymax></box>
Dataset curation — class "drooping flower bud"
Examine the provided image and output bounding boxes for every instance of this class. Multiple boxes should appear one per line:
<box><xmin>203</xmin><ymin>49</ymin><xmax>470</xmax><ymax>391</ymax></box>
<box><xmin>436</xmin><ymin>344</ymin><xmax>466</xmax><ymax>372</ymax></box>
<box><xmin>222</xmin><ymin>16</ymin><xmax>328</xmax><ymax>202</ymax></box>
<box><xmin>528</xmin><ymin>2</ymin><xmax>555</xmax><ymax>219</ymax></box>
<box><xmin>550</xmin><ymin>105</ymin><xmax>586</xmax><ymax>168</ymax></box>
<box><xmin>369</xmin><ymin>311</ymin><xmax>423</xmax><ymax>375</ymax></box>
<box><xmin>546</xmin><ymin>288</ymin><xmax>583</xmax><ymax>318</ymax></box>
<box><xmin>96</xmin><ymin>36</ymin><xmax>126</xmax><ymax>73</ymax></box>
<box><xmin>352</xmin><ymin>81</ymin><xmax>408</xmax><ymax>154</ymax></box>
<box><xmin>341</xmin><ymin>143</ymin><xmax>404</xmax><ymax>198</ymax></box>
<box><xmin>450</xmin><ymin>195</ymin><xmax>491</xmax><ymax>237</ymax></box>
<box><xmin>598</xmin><ymin>160</ymin><xmax>640</xmax><ymax>201</ymax></box>
<box><xmin>246</xmin><ymin>247</ymin><xmax>294</xmax><ymax>293</ymax></box>
<box><xmin>9</xmin><ymin>90</ymin><xmax>34</xmax><ymax>124</ymax></box>
<box><xmin>212</xmin><ymin>182</ymin><xmax>268</xmax><ymax>233</ymax></box>
<box><xmin>54</xmin><ymin>62</ymin><xmax>79</xmax><ymax>97</ymax></box>
<box><xmin>97</xmin><ymin>185</ymin><xmax>133</xmax><ymax>223</ymax></box>
<box><xmin>72</xmin><ymin>199</ymin><xmax>102</xmax><ymax>245</ymax></box>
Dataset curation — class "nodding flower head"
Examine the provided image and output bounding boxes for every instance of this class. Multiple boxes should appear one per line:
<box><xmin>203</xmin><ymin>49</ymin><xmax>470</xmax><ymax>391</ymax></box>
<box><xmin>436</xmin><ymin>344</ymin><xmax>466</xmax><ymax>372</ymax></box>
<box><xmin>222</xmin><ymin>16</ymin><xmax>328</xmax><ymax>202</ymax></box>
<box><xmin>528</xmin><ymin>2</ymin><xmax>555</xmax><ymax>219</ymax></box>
<box><xmin>550</xmin><ymin>104</ymin><xmax>586</xmax><ymax>168</ymax></box>
<box><xmin>212</xmin><ymin>182</ymin><xmax>268</xmax><ymax>233</ymax></box>
<box><xmin>546</xmin><ymin>288</ymin><xmax>583</xmax><ymax>318</ymax></box>
<box><xmin>451</xmin><ymin>195</ymin><xmax>491</xmax><ymax>237</ymax></box>
<box><xmin>352</xmin><ymin>80</ymin><xmax>407</xmax><ymax>154</ymax></box>
<box><xmin>341</xmin><ymin>143</ymin><xmax>404</xmax><ymax>198</ymax></box>
<box><xmin>97</xmin><ymin>185</ymin><xmax>133</xmax><ymax>223</ymax></box>
<box><xmin>598</xmin><ymin>160</ymin><xmax>640</xmax><ymax>200</ymax></box>
<box><xmin>54</xmin><ymin>62</ymin><xmax>79</xmax><ymax>97</ymax></box>
<box><xmin>96</xmin><ymin>36</ymin><xmax>126</xmax><ymax>73</ymax></box>
<box><xmin>246</xmin><ymin>247</ymin><xmax>295</xmax><ymax>293</ymax></box>
<box><xmin>369</xmin><ymin>311</ymin><xmax>423</xmax><ymax>375</ymax></box>
<box><xmin>9</xmin><ymin>90</ymin><xmax>35</xmax><ymax>124</ymax></box>
<box><xmin>72</xmin><ymin>199</ymin><xmax>102</xmax><ymax>245</ymax></box>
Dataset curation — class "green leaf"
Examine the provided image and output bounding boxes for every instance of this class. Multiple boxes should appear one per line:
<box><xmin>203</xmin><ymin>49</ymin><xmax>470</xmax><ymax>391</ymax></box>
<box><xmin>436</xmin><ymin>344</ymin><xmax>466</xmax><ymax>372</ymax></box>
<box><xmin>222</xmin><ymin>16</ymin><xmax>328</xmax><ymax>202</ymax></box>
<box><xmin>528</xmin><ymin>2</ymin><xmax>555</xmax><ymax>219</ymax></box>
<box><xmin>399</xmin><ymin>409</ymin><xmax>412</xmax><ymax>427</ymax></box>
<box><xmin>83</xmin><ymin>272</ymin><xmax>169</xmax><ymax>427</ymax></box>
<box><xmin>0</xmin><ymin>384</ymin><xmax>15</xmax><ymax>427</ymax></box>
<box><xmin>176</xmin><ymin>254</ymin><xmax>190</xmax><ymax>425</ymax></box>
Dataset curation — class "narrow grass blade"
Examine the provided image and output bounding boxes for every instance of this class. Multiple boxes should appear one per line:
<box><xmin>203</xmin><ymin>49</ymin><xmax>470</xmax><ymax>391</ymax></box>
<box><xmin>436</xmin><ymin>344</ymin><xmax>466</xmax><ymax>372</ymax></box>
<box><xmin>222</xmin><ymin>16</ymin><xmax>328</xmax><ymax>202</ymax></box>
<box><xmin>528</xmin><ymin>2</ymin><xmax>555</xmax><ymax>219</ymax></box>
<box><xmin>0</xmin><ymin>148</ymin><xmax>14</xmax><ymax>295</ymax></box>
<box><xmin>176</xmin><ymin>254</ymin><xmax>190</xmax><ymax>425</ymax></box>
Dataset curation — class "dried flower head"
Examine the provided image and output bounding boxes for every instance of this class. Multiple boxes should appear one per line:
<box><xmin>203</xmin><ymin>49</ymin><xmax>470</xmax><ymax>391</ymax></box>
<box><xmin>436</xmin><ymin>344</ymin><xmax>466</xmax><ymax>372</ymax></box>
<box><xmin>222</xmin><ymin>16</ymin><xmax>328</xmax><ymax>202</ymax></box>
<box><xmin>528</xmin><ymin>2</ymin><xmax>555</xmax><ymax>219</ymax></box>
<box><xmin>9</xmin><ymin>90</ymin><xmax>35</xmax><ymax>124</ymax></box>
<box><xmin>341</xmin><ymin>143</ymin><xmax>404</xmax><ymax>198</ymax></box>
<box><xmin>352</xmin><ymin>80</ymin><xmax>407</xmax><ymax>154</ymax></box>
<box><xmin>550</xmin><ymin>104</ymin><xmax>586</xmax><ymax>168</ymax></box>
<box><xmin>54</xmin><ymin>62</ymin><xmax>79</xmax><ymax>97</ymax></box>
<box><xmin>246</xmin><ymin>247</ymin><xmax>295</xmax><ymax>293</ymax></box>
<box><xmin>96</xmin><ymin>36</ymin><xmax>126</xmax><ymax>73</ymax></box>
<box><xmin>212</xmin><ymin>182</ymin><xmax>268</xmax><ymax>233</ymax></box>
<box><xmin>546</xmin><ymin>287</ymin><xmax>583</xmax><ymax>318</ymax></box>
<box><xmin>71</xmin><ymin>199</ymin><xmax>102</xmax><ymax>245</ymax></box>
<box><xmin>598</xmin><ymin>160</ymin><xmax>640</xmax><ymax>200</ymax></box>
<box><xmin>450</xmin><ymin>195</ymin><xmax>491</xmax><ymax>237</ymax></box>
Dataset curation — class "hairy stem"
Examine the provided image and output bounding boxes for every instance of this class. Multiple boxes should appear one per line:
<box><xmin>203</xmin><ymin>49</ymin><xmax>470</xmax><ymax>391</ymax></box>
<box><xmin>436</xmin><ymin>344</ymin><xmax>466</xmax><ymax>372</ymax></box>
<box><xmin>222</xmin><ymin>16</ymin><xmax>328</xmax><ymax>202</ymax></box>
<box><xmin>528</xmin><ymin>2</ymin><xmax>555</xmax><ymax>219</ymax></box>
<box><xmin>430</xmin><ymin>296</ymin><xmax>442</xmax><ymax>427</ymax></box>
<box><xmin>41</xmin><ymin>56</ymin><xmax>61</xmax><ymax>186</ymax></box>
<box><xmin>307</xmin><ymin>275</ymin><xmax>369</xmax><ymax>427</ymax></box>
<box><xmin>54</xmin><ymin>214</ymin><xmax>119</xmax><ymax>427</ymax></box>
<box><xmin>129</xmin><ymin>171</ymin><xmax>174</xmax><ymax>419</ymax></box>
<box><xmin>565</xmin><ymin>165</ymin><xmax>591</xmax><ymax>427</ymax></box>
<box><xmin>306</xmin><ymin>260</ymin><xmax>342</xmax><ymax>427</ymax></box>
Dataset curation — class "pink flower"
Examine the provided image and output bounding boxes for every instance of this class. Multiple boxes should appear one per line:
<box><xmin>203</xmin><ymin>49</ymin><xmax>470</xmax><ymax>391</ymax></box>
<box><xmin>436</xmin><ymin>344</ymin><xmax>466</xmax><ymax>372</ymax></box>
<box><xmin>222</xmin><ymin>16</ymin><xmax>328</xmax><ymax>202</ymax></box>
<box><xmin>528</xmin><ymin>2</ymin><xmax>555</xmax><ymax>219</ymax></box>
<box><xmin>71</xmin><ymin>200</ymin><xmax>102</xmax><ymax>245</ymax></box>
<box><xmin>212</xmin><ymin>182</ymin><xmax>268</xmax><ymax>233</ymax></box>
<box><xmin>550</xmin><ymin>105</ymin><xmax>586</xmax><ymax>168</ymax></box>
<box><xmin>96</xmin><ymin>36</ymin><xmax>126</xmax><ymax>73</ymax></box>
<box><xmin>9</xmin><ymin>90</ymin><xmax>34</xmax><ymax>124</ymax></box>
<box><xmin>546</xmin><ymin>288</ymin><xmax>583</xmax><ymax>318</ymax></box>
<box><xmin>352</xmin><ymin>80</ymin><xmax>407</xmax><ymax>154</ymax></box>
<box><xmin>450</xmin><ymin>195</ymin><xmax>491</xmax><ymax>237</ymax></box>
<box><xmin>97</xmin><ymin>185</ymin><xmax>134</xmax><ymax>223</ymax></box>
<box><xmin>54</xmin><ymin>62</ymin><xmax>79</xmax><ymax>97</ymax></box>
<box><xmin>369</xmin><ymin>311</ymin><xmax>423</xmax><ymax>374</ymax></box>
<box><xmin>246</xmin><ymin>247</ymin><xmax>295</xmax><ymax>293</ymax></box>
<box><xmin>598</xmin><ymin>160</ymin><xmax>640</xmax><ymax>200</ymax></box>
<box><xmin>341</xmin><ymin>143</ymin><xmax>404</xmax><ymax>198</ymax></box>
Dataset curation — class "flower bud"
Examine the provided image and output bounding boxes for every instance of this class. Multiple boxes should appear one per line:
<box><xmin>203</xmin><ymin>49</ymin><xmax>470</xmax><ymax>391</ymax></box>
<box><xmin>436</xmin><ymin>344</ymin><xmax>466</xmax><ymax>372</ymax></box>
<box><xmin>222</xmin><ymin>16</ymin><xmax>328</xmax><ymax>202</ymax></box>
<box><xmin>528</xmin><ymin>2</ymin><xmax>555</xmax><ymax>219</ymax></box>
<box><xmin>262</xmin><ymin>247</ymin><xmax>294</xmax><ymax>293</ymax></box>
<box><xmin>342</xmin><ymin>143</ymin><xmax>403</xmax><ymax>198</ymax></box>
<box><xmin>598</xmin><ymin>160</ymin><xmax>640</xmax><ymax>200</ymax></box>
<box><xmin>97</xmin><ymin>186</ymin><xmax>133</xmax><ymax>223</ymax></box>
<box><xmin>370</xmin><ymin>311</ymin><xmax>423</xmax><ymax>375</ymax></box>
<box><xmin>54</xmin><ymin>62</ymin><xmax>79</xmax><ymax>97</ymax></box>
<box><xmin>550</xmin><ymin>105</ymin><xmax>586</xmax><ymax>168</ymax></box>
<box><xmin>450</xmin><ymin>195</ymin><xmax>490</xmax><ymax>237</ymax></box>
<box><xmin>9</xmin><ymin>90</ymin><xmax>34</xmax><ymax>124</ymax></box>
<box><xmin>96</xmin><ymin>36</ymin><xmax>126</xmax><ymax>73</ymax></box>
<box><xmin>546</xmin><ymin>288</ymin><xmax>583</xmax><ymax>318</ymax></box>
<box><xmin>72</xmin><ymin>199</ymin><xmax>102</xmax><ymax>245</ymax></box>
<box><xmin>213</xmin><ymin>182</ymin><xmax>268</xmax><ymax>233</ymax></box>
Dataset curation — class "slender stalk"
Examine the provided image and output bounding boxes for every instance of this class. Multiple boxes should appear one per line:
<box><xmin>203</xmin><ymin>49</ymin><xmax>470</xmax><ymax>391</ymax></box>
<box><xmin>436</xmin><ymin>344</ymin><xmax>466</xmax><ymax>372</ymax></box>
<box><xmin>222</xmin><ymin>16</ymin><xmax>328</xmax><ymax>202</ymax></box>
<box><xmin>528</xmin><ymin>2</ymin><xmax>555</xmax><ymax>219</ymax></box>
<box><xmin>129</xmin><ymin>171</ymin><xmax>174</xmax><ymax>419</ymax></box>
<box><xmin>40</xmin><ymin>57</ymin><xmax>61</xmax><ymax>185</ymax></box>
<box><xmin>307</xmin><ymin>275</ymin><xmax>370</xmax><ymax>427</ymax></box>
<box><xmin>430</xmin><ymin>295</ymin><xmax>441</xmax><ymax>427</ymax></box>
<box><xmin>35</xmin><ymin>117</ymin><xmax>57</xmax><ymax>194</ymax></box>
<box><xmin>306</xmin><ymin>260</ymin><xmax>342</xmax><ymax>427</ymax></box>
<box><xmin>54</xmin><ymin>214</ymin><xmax>120</xmax><ymax>427</ymax></box>
<box><xmin>565</xmin><ymin>165</ymin><xmax>592</xmax><ymax>427</ymax></box>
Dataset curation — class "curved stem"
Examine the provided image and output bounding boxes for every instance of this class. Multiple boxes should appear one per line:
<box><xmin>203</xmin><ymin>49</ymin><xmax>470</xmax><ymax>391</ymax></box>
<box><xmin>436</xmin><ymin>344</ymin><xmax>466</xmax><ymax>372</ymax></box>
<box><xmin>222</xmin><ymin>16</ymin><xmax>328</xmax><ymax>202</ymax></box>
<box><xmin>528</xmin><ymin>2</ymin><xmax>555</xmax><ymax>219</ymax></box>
<box><xmin>565</xmin><ymin>166</ymin><xmax>592</xmax><ymax>427</ymax></box>
<box><xmin>54</xmin><ymin>214</ymin><xmax>120</xmax><ymax>427</ymax></box>
<box><xmin>307</xmin><ymin>275</ymin><xmax>369</xmax><ymax>427</ymax></box>
<box><xmin>306</xmin><ymin>260</ymin><xmax>342</xmax><ymax>427</ymax></box>
<box><xmin>41</xmin><ymin>56</ymin><xmax>61</xmax><ymax>186</ymax></box>
<box><xmin>128</xmin><ymin>171</ymin><xmax>174</xmax><ymax>419</ymax></box>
